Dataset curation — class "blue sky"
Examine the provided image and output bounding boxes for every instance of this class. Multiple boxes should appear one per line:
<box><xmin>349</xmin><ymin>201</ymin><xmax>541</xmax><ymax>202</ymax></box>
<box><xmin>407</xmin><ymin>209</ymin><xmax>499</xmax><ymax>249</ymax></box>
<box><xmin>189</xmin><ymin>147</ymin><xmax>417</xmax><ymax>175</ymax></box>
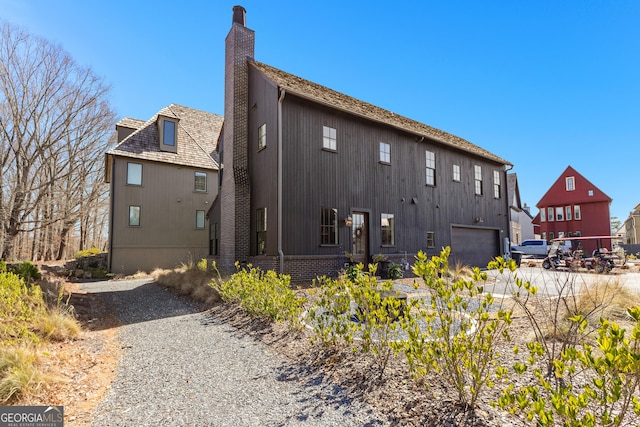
<box><xmin>2</xmin><ymin>1</ymin><xmax>638</xmax><ymax>224</ymax></box>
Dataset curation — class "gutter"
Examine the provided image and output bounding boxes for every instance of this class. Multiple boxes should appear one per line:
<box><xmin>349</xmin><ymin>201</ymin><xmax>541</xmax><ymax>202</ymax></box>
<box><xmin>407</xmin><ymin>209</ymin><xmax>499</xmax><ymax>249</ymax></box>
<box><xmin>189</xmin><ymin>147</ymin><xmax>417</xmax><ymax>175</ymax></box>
<box><xmin>277</xmin><ymin>88</ymin><xmax>285</xmax><ymax>273</ymax></box>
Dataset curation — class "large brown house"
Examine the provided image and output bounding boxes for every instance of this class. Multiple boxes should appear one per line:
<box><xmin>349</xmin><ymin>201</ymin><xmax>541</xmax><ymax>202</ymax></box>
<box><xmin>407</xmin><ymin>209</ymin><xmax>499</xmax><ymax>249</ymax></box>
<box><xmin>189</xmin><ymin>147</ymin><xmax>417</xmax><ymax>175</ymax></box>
<box><xmin>105</xmin><ymin>105</ymin><xmax>223</xmax><ymax>274</ymax></box>
<box><xmin>532</xmin><ymin>165</ymin><xmax>612</xmax><ymax>254</ymax></box>
<box><xmin>209</xmin><ymin>6</ymin><xmax>512</xmax><ymax>280</ymax></box>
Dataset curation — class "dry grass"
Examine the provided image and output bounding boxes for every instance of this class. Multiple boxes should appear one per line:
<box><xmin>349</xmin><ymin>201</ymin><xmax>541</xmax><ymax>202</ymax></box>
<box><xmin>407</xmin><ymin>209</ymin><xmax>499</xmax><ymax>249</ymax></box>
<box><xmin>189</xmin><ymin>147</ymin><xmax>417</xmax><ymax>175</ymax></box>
<box><xmin>32</xmin><ymin>308</ymin><xmax>82</xmax><ymax>342</ymax></box>
<box><xmin>151</xmin><ymin>261</ymin><xmax>221</xmax><ymax>306</ymax></box>
<box><xmin>1</xmin><ymin>270</ymin><xmax>85</xmax><ymax>404</ymax></box>
<box><xmin>574</xmin><ymin>277</ymin><xmax>640</xmax><ymax>321</ymax></box>
<box><xmin>0</xmin><ymin>346</ymin><xmax>51</xmax><ymax>403</ymax></box>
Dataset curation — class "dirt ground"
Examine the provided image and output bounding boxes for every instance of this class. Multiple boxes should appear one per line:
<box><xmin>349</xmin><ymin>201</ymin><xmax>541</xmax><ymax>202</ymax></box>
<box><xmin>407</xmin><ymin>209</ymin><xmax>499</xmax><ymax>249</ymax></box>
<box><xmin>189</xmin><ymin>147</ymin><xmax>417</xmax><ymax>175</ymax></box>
<box><xmin>15</xmin><ymin>279</ymin><xmax>121</xmax><ymax>427</ymax></box>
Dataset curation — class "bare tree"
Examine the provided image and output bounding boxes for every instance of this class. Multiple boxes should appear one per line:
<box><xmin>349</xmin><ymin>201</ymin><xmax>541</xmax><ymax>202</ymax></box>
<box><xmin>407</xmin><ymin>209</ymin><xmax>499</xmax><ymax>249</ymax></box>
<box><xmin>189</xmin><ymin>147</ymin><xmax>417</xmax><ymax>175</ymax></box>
<box><xmin>0</xmin><ymin>22</ymin><xmax>115</xmax><ymax>261</ymax></box>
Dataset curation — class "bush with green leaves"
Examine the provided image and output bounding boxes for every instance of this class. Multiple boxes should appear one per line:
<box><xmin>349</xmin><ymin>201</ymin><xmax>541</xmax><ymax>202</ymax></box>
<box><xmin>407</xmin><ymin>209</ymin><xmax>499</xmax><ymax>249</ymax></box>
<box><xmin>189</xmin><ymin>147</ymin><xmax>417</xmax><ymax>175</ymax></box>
<box><xmin>398</xmin><ymin>248</ymin><xmax>513</xmax><ymax>408</ymax></box>
<box><xmin>213</xmin><ymin>263</ymin><xmax>303</xmax><ymax>326</ymax></box>
<box><xmin>308</xmin><ymin>274</ymin><xmax>358</xmax><ymax>348</ymax></box>
<box><xmin>0</xmin><ymin>271</ymin><xmax>45</xmax><ymax>344</ymax></box>
<box><xmin>73</xmin><ymin>247</ymin><xmax>102</xmax><ymax>259</ymax></box>
<box><xmin>499</xmin><ymin>307</ymin><xmax>640</xmax><ymax>426</ymax></box>
<box><xmin>387</xmin><ymin>262</ymin><xmax>404</xmax><ymax>280</ymax></box>
<box><xmin>7</xmin><ymin>261</ymin><xmax>41</xmax><ymax>283</ymax></box>
<box><xmin>309</xmin><ymin>263</ymin><xmax>407</xmax><ymax>378</ymax></box>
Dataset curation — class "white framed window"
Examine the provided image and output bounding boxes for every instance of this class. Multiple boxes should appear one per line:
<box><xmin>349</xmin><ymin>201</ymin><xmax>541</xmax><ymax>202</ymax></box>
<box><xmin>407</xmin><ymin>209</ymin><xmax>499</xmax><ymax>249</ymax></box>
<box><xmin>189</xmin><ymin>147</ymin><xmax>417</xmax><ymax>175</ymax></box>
<box><xmin>556</xmin><ymin>207</ymin><xmax>564</xmax><ymax>221</ymax></box>
<box><xmin>256</xmin><ymin>208</ymin><xmax>267</xmax><ymax>254</ymax></box>
<box><xmin>566</xmin><ymin>206</ymin><xmax>572</xmax><ymax>221</ymax></box>
<box><xmin>540</xmin><ymin>209</ymin><xmax>546</xmax><ymax>222</ymax></box>
<box><xmin>196</xmin><ymin>210</ymin><xmax>205</xmax><ymax>229</ymax></box>
<box><xmin>425</xmin><ymin>151</ymin><xmax>435</xmax><ymax>186</ymax></box>
<box><xmin>452</xmin><ymin>164</ymin><xmax>460</xmax><ymax>182</ymax></box>
<box><xmin>258</xmin><ymin>123</ymin><xmax>267</xmax><ymax>150</ymax></box>
<box><xmin>474</xmin><ymin>165</ymin><xmax>483</xmax><ymax>195</ymax></box>
<box><xmin>322</xmin><ymin>126</ymin><xmax>337</xmax><ymax>151</ymax></box>
<box><xmin>493</xmin><ymin>170</ymin><xmax>501</xmax><ymax>199</ymax></box>
<box><xmin>194</xmin><ymin>172</ymin><xmax>207</xmax><ymax>192</ymax></box>
<box><xmin>381</xmin><ymin>213</ymin><xmax>395</xmax><ymax>246</ymax></box>
<box><xmin>129</xmin><ymin>206</ymin><xmax>141</xmax><ymax>226</ymax></box>
<box><xmin>548</xmin><ymin>207</ymin><xmax>555</xmax><ymax>222</ymax></box>
<box><xmin>127</xmin><ymin>162</ymin><xmax>142</xmax><ymax>186</ymax></box>
<box><xmin>574</xmin><ymin>205</ymin><xmax>581</xmax><ymax>220</ymax></box>
<box><xmin>542</xmin><ymin>231</ymin><xmax>547</xmax><ymax>241</ymax></box>
<box><xmin>566</xmin><ymin>176</ymin><xmax>575</xmax><ymax>191</ymax></box>
<box><xmin>588</xmin><ymin>189</ymin><xmax>594</xmax><ymax>196</ymax></box>
<box><xmin>379</xmin><ymin>142</ymin><xmax>390</xmax><ymax>163</ymax></box>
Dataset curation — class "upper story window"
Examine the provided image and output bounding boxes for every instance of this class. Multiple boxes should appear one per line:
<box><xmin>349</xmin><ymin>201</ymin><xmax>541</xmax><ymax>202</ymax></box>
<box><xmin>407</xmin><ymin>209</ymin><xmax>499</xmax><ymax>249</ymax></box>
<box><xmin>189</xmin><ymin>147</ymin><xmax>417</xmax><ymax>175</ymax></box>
<box><xmin>194</xmin><ymin>172</ymin><xmax>207</xmax><ymax>192</ymax></box>
<box><xmin>379</xmin><ymin>142</ymin><xmax>390</xmax><ymax>163</ymax></box>
<box><xmin>566</xmin><ymin>206</ymin><xmax>572</xmax><ymax>221</ymax></box>
<box><xmin>453</xmin><ymin>164</ymin><xmax>461</xmax><ymax>182</ymax></box>
<box><xmin>323</xmin><ymin>126</ymin><xmax>336</xmax><ymax>151</ymax></box>
<box><xmin>256</xmin><ymin>208</ymin><xmax>267</xmax><ymax>255</ymax></box>
<box><xmin>588</xmin><ymin>189</ymin><xmax>594</xmax><ymax>197</ymax></box>
<box><xmin>566</xmin><ymin>176</ymin><xmax>575</xmax><ymax>191</ymax></box>
<box><xmin>548</xmin><ymin>207</ymin><xmax>555</xmax><ymax>222</ymax></box>
<box><xmin>258</xmin><ymin>123</ymin><xmax>267</xmax><ymax>150</ymax></box>
<box><xmin>158</xmin><ymin>116</ymin><xmax>178</xmax><ymax>153</ymax></box>
<box><xmin>540</xmin><ymin>208</ymin><xmax>546</xmax><ymax>222</ymax></box>
<box><xmin>127</xmin><ymin>162</ymin><xmax>142</xmax><ymax>186</ymax></box>
<box><xmin>381</xmin><ymin>213</ymin><xmax>395</xmax><ymax>246</ymax></box>
<box><xmin>196</xmin><ymin>210</ymin><xmax>205</xmax><ymax>229</ymax></box>
<box><xmin>574</xmin><ymin>205</ymin><xmax>581</xmax><ymax>220</ymax></box>
<box><xmin>320</xmin><ymin>207</ymin><xmax>338</xmax><ymax>245</ymax></box>
<box><xmin>474</xmin><ymin>165</ymin><xmax>483</xmax><ymax>195</ymax></box>
<box><xmin>493</xmin><ymin>170</ymin><xmax>501</xmax><ymax>199</ymax></box>
<box><xmin>556</xmin><ymin>206</ymin><xmax>564</xmax><ymax>221</ymax></box>
<box><xmin>425</xmin><ymin>151</ymin><xmax>436</xmax><ymax>186</ymax></box>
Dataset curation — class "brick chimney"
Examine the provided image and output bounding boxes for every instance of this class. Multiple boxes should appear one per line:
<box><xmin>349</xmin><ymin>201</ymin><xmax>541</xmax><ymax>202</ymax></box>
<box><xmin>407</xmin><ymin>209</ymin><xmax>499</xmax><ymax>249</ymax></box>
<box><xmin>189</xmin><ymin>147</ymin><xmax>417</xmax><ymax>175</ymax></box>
<box><xmin>219</xmin><ymin>5</ymin><xmax>254</xmax><ymax>268</ymax></box>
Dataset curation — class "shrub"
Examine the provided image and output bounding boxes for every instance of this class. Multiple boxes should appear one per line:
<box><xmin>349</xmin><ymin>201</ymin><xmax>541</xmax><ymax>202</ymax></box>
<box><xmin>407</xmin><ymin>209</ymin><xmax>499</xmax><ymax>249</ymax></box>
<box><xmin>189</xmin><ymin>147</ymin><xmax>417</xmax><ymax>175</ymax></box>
<box><xmin>213</xmin><ymin>263</ymin><xmax>303</xmax><ymax>326</ymax></box>
<box><xmin>387</xmin><ymin>262</ymin><xmax>404</xmax><ymax>280</ymax></box>
<box><xmin>0</xmin><ymin>271</ymin><xmax>45</xmax><ymax>345</ymax></box>
<box><xmin>7</xmin><ymin>261</ymin><xmax>41</xmax><ymax>283</ymax></box>
<box><xmin>309</xmin><ymin>264</ymin><xmax>407</xmax><ymax>379</ymax></box>
<box><xmin>73</xmin><ymin>247</ymin><xmax>102</xmax><ymax>259</ymax></box>
<box><xmin>398</xmin><ymin>248</ymin><xmax>513</xmax><ymax>408</ymax></box>
<box><xmin>308</xmin><ymin>275</ymin><xmax>358</xmax><ymax>348</ymax></box>
<box><xmin>499</xmin><ymin>307</ymin><xmax>640</xmax><ymax>427</ymax></box>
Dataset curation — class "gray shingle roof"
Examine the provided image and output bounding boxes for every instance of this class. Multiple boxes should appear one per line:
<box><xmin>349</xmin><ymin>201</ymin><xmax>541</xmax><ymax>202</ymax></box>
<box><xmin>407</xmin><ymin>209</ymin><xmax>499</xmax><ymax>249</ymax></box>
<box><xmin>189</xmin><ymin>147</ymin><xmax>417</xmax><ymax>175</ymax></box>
<box><xmin>108</xmin><ymin>104</ymin><xmax>222</xmax><ymax>170</ymax></box>
<box><xmin>116</xmin><ymin>117</ymin><xmax>146</xmax><ymax>130</ymax></box>
<box><xmin>250</xmin><ymin>61</ymin><xmax>511</xmax><ymax>166</ymax></box>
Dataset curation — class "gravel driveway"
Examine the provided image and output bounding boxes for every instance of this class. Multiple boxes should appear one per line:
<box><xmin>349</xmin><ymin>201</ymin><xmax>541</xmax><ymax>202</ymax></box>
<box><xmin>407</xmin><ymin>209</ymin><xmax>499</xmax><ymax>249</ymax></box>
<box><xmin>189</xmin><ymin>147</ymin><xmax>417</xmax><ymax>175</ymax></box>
<box><xmin>82</xmin><ymin>278</ymin><xmax>384</xmax><ymax>426</ymax></box>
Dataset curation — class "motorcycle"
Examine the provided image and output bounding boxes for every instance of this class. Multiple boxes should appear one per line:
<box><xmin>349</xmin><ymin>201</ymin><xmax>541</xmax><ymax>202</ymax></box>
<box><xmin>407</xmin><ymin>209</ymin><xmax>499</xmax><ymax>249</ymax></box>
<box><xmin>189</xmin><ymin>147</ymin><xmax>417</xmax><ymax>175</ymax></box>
<box><xmin>542</xmin><ymin>242</ymin><xmax>572</xmax><ymax>270</ymax></box>
<box><xmin>582</xmin><ymin>249</ymin><xmax>616</xmax><ymax>274</ymax></box>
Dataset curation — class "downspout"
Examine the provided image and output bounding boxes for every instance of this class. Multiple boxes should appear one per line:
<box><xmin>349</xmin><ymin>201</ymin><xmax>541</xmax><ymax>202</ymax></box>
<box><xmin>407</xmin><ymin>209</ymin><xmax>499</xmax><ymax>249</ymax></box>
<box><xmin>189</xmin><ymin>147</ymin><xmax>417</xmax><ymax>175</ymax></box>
<box><xmin>107</xmin><ymin>154</ymin><xmax>115</xmax><ymax>272</ymax></box>
<box><xmin>504</xmin><ymin>164</ymin><xmax>514</xmax><ymax>255</ymax></box>
<box><xmin>278</xmin><ymin>88</ymin><xmax>285</xmax><ymax>273</ymax></box>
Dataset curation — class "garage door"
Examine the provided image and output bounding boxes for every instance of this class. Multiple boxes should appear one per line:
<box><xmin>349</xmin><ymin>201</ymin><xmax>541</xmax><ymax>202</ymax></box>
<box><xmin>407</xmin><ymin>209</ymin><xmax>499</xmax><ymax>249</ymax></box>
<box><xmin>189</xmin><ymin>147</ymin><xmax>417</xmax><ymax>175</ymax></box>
<box><xmin>450</xmin><ymin>226</ymin><xmax>500</xmax><ymax>269</ymax></box>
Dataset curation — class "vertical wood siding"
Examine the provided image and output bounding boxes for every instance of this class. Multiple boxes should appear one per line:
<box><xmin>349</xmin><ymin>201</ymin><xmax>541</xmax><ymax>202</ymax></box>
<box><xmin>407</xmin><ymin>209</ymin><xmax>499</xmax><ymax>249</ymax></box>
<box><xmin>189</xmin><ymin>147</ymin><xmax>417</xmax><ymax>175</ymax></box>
<box><xmin>248</xmin><ymin>72</ymin><xmax>510</xmax><ymax>262</ymax></box>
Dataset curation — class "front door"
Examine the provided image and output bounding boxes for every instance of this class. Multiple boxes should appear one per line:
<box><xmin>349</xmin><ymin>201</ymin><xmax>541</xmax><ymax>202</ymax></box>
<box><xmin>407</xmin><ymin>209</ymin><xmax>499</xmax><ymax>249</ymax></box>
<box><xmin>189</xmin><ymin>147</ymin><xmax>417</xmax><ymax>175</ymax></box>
<box><xmin>351</xmin><ymin>212</ymin><xmax>369</xmax><ymax>265</ymax></box>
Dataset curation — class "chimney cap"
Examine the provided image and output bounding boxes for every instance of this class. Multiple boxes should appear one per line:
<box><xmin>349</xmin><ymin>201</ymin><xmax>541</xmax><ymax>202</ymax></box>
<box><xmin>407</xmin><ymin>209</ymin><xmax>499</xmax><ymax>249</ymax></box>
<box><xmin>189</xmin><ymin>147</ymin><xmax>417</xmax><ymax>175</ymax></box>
<box><xmin>232</xmin><ymin>5</ymin><xmax>246</xmax><ymax>26</ymax></box>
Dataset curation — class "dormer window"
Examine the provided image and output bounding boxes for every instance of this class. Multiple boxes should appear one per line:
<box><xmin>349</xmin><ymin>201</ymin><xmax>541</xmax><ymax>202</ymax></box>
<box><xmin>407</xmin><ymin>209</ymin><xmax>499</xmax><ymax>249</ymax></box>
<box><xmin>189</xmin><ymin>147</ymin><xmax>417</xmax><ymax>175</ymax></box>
<box><xmin>158</xmin><ymin>115</ymin><xmax>178</xmax><ymax>153</ymax></box>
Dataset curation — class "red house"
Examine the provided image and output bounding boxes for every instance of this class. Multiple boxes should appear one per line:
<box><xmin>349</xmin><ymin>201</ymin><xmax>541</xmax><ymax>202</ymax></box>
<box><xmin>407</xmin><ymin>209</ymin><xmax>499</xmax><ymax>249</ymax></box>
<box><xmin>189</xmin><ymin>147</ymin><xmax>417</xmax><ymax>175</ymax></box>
<box><xmin>533</xmin><ymin>165</ymin><xmax>612</xmax><ymax>254</ymax></box>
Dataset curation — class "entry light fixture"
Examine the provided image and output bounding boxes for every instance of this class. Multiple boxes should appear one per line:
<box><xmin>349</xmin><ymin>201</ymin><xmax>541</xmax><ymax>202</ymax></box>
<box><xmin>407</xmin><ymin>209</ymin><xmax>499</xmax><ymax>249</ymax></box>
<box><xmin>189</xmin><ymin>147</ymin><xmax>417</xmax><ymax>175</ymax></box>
<box><xmin>344</xmin><ymin>216</ymin><xmax>353</xmax><ymax>227</ymax></box>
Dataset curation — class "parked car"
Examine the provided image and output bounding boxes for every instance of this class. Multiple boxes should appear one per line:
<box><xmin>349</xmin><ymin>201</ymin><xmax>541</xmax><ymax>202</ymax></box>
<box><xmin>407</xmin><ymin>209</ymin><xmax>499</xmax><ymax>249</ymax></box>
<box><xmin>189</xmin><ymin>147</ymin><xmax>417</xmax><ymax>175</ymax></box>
<box><xmin>511</xmin><ymin>239</ymin><xmax>572</xmax><ymax>258</ymax></box>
